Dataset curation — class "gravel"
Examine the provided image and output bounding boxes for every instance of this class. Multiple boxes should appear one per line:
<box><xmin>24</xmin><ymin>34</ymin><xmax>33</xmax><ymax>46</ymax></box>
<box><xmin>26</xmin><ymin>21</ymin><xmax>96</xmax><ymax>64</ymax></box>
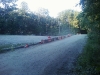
<box><xmin>0</xmin><ymin>34</ymin><xmax>87</xmax><ymax>75</ymax></box>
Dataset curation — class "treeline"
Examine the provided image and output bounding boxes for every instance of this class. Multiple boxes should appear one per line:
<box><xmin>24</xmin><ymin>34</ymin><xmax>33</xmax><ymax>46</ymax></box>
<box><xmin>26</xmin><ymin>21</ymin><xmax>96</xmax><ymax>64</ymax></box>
<box><xmin>76</xmin><ymin>0</ymin><xmax>100</xmax><ymax>74</ymax></box>
<box><xmin>0</xmin><ymin>0</ymin><xmax>80</xmax><ymax>35</ymax></box>
<box><xmin>0</xmin><ymin>10</ymin><xmax>58</xmax><ymax>35</ymax></box>
<box><xmin>0</xmin><ymin>1</ymin><xmax>58</xmax><ymax>35</ymax></box>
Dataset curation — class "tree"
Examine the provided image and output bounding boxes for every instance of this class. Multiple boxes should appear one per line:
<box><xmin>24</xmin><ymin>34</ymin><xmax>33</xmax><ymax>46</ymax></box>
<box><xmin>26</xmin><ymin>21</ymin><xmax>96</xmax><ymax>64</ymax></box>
<box><xmin>37</xmin><ymin>8</ymin><xmax>49</xmax><ymax>17</ymax></box>
<box><xmin>0</xmin><ymin>0</ymin><xmax>17</xmax><ymax>10</ymax></box>
<box><xmin>57</xmin><ymin>10</ymin><xmax>80</xmax><ymax>34</ymax></box>
<box><xmin>76</xmin><ymin>0</ymin><xmax>100</xmax><ymax>75</ymax></box>
<box><xmin>20</xmin><ymin>1</ymin><xmax>29</xmax><ymax>13</ymax></box>
<box><xmin>0</xmin><ymin>0</ymin><xmax>18</xmax><ymax>34</ymax></box>
<box><xmin>79</xmin><ymin>0</ymin><xmax>100</xmax><ymax>34</ymax></box>
<box><xmin>0</xmin><ymin>0</ymin><xmax>59</xmax><ymax>35</ymax></box>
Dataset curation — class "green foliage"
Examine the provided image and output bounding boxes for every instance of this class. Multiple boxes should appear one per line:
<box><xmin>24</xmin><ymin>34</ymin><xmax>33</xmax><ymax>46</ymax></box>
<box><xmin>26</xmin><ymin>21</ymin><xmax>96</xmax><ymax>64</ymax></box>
<box><xmin>0</xmin><ymin>1</ymin><xmax>59</xmax><ymax>35</ymax></box>
<box><xmin>78</xmin><ymin>0</ymin><xmax>100</xmax><ymax>32</ymax></box>
<box><xmin>1</xmin><ymin>1</ymin><xmax>81</xmax><ymax>35</ymax></box>
<box><xmin>0</xmin><ymin>43</ymin><xmax>27</xmax><ymax>53</ymax></box>
<box><xmin>57</xmin><ymin>10</ymin><xmax>80</xmax><ymax>34</ymax></box>
<box><xmin>76</xmin><ymin>35</ymin><xmax>100</xmax><ymax>75</ymax></box>
<box><xmin>76</xmin><ymin>0</ymin><xmax>100</xmax><ymax>74</ymax></box>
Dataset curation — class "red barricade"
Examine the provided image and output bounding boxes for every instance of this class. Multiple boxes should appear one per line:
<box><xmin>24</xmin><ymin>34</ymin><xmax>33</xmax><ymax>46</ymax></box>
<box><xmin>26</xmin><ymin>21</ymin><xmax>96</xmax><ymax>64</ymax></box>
<box><xmin>48</xmin><ymin>36</ymin><xmax>51</xmax><ymax>42</ymax></box>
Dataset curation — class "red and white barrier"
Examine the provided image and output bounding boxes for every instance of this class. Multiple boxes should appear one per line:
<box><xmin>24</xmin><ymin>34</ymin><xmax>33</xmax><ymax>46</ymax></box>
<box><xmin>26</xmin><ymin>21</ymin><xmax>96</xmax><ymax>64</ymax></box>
<box><xmin>48</xmin><ymin>36</ymin><xmax>51</xmax><ymax>42</ymax></box>
<box><xmin>40</xmin><ymin>34</ymin><xmax>72</xmax><ymax>44</ymax></box>
<box><xmin>24</xmin><ymin>44</ymin><xmax>29</xmax><ymax>48</ymax></box>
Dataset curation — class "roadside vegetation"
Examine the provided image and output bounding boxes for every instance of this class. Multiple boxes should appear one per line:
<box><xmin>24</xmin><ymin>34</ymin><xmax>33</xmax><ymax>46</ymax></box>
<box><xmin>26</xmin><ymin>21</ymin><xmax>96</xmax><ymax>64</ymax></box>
<box><xmin>76</xmin><ymin>34</ymin><xmax>100</xmax><ymax>75</ymax></box>
<box><xmin>75</xmin><ymin>0</ymin><xmax>100</xmax><ymax>74</ymax></box>
<box><xmin>0</xmin><ymin>43</ymin><xmax>26</xmax><ymax>53</ymax></box>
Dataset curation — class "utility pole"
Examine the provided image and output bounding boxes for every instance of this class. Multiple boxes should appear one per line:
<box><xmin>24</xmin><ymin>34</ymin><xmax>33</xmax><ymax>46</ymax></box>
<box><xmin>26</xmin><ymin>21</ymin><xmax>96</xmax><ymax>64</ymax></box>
<box><xmin>59</xmin><ymin>23</ymin><xmax>61</xmax><ymax>34</ymax></box>
<box><xmin>58</xmin><ymin>19</ymin><xmax>61</xmax><ymax>34</ymax></box>
<box><xmin>59</xmin><ymin>24</ymin><xmax>60</xmax><ymax>34</ymax></box>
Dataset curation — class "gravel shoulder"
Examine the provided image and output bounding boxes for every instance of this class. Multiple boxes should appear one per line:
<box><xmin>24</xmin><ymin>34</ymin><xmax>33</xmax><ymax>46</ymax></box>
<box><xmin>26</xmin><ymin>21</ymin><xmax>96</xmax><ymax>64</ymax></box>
<box><xmin>0</xmin><ymin>34</ymin><xmax>87</xmax><ymax>75</ymax></box>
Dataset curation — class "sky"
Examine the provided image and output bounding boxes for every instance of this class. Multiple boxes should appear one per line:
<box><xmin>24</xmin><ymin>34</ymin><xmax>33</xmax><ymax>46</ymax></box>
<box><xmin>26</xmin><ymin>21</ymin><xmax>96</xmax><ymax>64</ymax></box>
<box><xmin>16</xmin><ymin>0</ymin><xmax>81</xmax><ymax>17</ymax></box>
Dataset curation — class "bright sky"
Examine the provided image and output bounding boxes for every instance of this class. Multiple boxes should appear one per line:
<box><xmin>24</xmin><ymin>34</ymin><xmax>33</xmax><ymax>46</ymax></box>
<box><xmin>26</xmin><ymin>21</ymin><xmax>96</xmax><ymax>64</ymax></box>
<box><xmin>16</xmin><ymin>0</ymin><xmax>81</xmax><ymax>17</ymax></box>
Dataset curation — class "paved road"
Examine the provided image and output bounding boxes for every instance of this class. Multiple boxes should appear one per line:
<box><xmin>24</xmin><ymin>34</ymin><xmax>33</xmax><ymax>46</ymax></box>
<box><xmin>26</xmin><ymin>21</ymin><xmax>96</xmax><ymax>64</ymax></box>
<box><xmin>0</xmin><ymin>34</ymin><xmax>87</xmax><ymax>75</ymax></box>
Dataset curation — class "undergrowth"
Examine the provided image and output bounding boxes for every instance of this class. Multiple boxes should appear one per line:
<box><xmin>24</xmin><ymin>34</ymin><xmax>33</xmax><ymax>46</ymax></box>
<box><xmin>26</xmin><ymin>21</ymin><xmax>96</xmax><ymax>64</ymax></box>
<box><xmin>76</xmin><ymin>33</ymin><xmax>100</xmax><ymax>75</ymax></box>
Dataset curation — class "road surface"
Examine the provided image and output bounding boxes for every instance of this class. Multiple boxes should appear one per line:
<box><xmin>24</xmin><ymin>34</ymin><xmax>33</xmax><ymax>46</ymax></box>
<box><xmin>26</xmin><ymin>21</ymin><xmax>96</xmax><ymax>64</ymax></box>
<box><xmin>0</xmin><ymin>34</ymin><xmax>87</xmax><ymax>75</ymax></box>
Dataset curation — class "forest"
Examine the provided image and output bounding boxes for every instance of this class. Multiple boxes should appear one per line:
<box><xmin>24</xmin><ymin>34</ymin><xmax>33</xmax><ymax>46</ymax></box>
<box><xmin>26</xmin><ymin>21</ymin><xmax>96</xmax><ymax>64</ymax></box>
<box><xmin>0</xmin><ymin>0</ymin><xmax>80</xmax><ymax>35</ymax></box>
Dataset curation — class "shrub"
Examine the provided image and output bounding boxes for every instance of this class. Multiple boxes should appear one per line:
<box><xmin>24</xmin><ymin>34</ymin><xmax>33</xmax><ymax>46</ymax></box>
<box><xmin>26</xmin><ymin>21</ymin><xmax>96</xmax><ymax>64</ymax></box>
<box><xmin>76</xmin><ymin>34</ymin><xmax>100</xmax><ymax>75</ymax></box>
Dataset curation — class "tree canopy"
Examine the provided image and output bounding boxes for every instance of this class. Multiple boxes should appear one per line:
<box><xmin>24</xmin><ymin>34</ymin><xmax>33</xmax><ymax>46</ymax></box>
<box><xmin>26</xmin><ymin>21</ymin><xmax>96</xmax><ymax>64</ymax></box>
<box><xmin>78</xmin><ymin>0</ymin><xmax>100</xmax><ymax>34</ymax></box>
<box><xmin>57</xmin><ymin>10</ymin><xmax>80</xmax><ymax>34</ymax></box>
<box><xmin>0</xmin><ymin>0</ymin><xmax>81</xmax><ymax>35</ymax></box>
<box><xmin>76</xmin><ymin>0</ymin><xmax>100</xmax><ymax>75</ymax></box>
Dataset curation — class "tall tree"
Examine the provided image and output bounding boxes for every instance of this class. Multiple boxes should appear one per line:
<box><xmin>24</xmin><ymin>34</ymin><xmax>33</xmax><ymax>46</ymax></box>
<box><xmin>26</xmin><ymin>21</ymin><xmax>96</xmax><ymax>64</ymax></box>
<box><xmin>37</xmin><ymin>8</ymin><xmax>49</xmax><ymax>17</ymax></box>
<box><xmin>0</xmin><ymin>0</ymin><xmax>18</xmax><ymax>34</ymax></box>
<box><xmin>76</xmin><ymin>0</ymin><xmax>100</xmax><ymax>75</ymax></box>
<box><xmin>79</xmin><ymin>0</ymin><xmax>100</xmax><ymax>34</ymax></box>
<box><xmin>57</xmin><ymin>10</ymin><xmax>80</xmax><ymax>34</ymax></box>
<box><xmin>20</xmin><ymin>1</ymin><xmax>29</xmax><ymax>13</ymax></box>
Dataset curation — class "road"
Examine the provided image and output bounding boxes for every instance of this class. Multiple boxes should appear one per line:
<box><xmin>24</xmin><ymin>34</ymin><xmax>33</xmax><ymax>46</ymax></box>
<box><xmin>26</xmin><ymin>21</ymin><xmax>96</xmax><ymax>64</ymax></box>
<box><xmin>0</xmin><ymin>34</ymin><xmax>87</xmax><ymax>75</ymax></box>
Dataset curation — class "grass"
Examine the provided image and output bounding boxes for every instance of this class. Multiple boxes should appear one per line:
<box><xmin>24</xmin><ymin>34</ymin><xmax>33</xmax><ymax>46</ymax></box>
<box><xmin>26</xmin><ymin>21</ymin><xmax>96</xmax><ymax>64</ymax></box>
<box><xmin>0</xmin><ymin>44</ymin><xmax>12</xmax><ymax>50</ymax></box>
<box><xmin>75</xmin><ymin>33</ymin><xmax>100</xmax><ymax>75</ymax></box>
<box><xmin>0</xmin><ymin>43</ymin><xmax>26</xmax><ymax>53</ymax></box>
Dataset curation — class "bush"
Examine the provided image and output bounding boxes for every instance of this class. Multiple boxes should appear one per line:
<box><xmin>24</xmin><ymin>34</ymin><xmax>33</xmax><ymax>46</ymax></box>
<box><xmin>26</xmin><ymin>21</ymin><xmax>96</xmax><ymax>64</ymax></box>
<box><xmin>76</xmin><ymin>34</ymin><xmax>100</xmax><ymax>75</ymax></box>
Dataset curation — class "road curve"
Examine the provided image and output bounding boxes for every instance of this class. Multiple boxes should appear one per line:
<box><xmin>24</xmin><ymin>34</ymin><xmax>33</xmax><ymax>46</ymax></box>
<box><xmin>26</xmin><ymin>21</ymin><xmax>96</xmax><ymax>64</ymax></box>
<box><xmin>0</xmin><ymin>34</ymin><xmax>87</xmax><ymax>75</ymax></box>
